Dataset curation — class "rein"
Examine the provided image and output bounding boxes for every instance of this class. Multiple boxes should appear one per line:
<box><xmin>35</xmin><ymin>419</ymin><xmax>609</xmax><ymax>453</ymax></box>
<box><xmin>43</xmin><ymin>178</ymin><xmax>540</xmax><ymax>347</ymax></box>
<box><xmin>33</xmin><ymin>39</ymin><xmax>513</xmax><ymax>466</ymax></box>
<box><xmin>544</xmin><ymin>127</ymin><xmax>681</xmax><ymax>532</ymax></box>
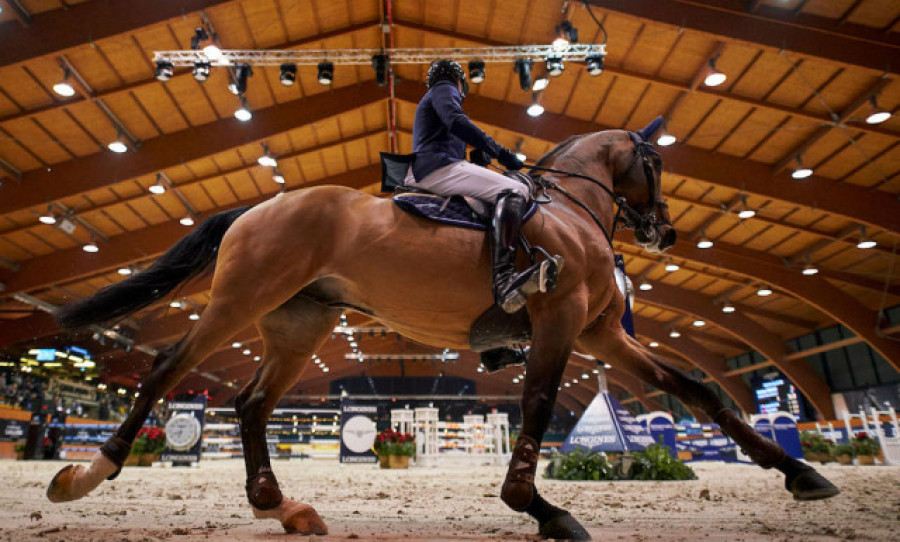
<box><xmin>522</xmin><ymin>132</ymin><xmax>667</xmax><ymax>249</ymax></box>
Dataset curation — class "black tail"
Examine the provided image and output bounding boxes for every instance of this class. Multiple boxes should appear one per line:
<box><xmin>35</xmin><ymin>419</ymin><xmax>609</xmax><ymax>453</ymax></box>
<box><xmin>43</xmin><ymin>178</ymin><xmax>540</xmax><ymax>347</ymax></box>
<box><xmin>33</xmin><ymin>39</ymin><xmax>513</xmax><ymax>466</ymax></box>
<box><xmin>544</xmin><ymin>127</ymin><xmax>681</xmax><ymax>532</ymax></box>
<box><xmin>56</xmin><ymin>206</ymin><xmax>252</xmax><ymax>329</ymax></box>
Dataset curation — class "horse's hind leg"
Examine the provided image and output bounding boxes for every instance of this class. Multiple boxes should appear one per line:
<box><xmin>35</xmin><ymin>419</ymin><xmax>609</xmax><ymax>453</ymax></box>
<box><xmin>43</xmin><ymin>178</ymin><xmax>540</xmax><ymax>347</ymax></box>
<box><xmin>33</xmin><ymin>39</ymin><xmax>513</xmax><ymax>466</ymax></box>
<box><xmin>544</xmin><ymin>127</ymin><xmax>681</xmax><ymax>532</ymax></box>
<box><xmin>578</xmin><ymin>328</ymin><xmax>839</xmax><ymax>501</ymax></box>
<box><xmin>235</xmin><ymin>295</ymin><xmax>340</xmax><ymax>534</ymax></box>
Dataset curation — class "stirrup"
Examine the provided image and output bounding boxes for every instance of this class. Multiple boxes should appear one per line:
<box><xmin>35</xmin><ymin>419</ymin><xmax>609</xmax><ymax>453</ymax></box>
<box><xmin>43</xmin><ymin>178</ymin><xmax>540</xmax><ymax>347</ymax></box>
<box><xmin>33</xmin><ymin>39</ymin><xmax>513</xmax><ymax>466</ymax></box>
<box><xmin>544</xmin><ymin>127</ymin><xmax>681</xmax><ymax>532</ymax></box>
<box><xmin>496</xmin><ymin>256</ymin><xmax>563</xmax><ymax>314</ymax></box>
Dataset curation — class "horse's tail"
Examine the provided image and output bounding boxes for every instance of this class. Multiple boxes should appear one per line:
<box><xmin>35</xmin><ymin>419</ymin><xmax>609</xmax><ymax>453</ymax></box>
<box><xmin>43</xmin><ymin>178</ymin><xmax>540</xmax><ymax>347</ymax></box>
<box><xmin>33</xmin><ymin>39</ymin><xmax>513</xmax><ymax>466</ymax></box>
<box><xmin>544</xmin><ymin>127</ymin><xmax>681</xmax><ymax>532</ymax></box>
<box><xmin>55</xmin><ymin>206</ymin><xmax>252</xmax><ymax>329</ymax></box>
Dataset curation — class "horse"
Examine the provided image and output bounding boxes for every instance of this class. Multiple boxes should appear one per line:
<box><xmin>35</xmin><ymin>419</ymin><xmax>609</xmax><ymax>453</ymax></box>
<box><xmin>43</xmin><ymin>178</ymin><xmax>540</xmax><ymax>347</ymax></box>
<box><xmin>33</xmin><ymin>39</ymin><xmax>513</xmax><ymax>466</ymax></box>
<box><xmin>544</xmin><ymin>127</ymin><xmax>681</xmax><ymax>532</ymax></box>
<box><xmin>45</xmin><ymin>117</ymin><xmax>839</xmax><ymax>540</ymax></box>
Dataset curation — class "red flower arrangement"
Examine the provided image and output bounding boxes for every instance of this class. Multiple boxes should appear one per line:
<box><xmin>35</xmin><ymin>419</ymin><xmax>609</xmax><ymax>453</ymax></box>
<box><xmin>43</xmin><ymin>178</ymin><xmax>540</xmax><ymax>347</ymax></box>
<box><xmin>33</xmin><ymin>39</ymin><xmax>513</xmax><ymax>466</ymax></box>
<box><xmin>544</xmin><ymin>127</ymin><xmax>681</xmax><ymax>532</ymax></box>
<box><xmin>131</xmin><ymin>426</ymin><xmax>167</xmax><ymax>455</ymax></box>
<box><xmin>374</xmin><ymin>428</ymin><xmax>415</xmax><ymax>457</ymax></box>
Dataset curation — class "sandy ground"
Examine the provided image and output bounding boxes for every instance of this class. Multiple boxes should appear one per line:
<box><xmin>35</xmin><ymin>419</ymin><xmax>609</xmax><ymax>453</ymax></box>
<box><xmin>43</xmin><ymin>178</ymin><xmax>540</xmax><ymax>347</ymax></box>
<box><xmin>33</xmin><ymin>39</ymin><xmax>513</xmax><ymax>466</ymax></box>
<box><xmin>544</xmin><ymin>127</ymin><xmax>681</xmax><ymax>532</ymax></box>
<box><xmin>0</xmin><ymin>458</ymin><xmax>898</xmax><ymax>541</ymax></box>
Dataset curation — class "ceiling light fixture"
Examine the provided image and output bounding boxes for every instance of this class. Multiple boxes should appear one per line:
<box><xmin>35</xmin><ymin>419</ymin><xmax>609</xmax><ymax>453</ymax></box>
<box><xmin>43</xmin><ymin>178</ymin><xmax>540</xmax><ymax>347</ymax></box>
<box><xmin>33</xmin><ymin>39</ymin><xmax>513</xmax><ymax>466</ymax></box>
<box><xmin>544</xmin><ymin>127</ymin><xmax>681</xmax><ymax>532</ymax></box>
<box><xmin>865</xmin><ymin>95</ymin><xmax>891</xmax><ymax>125</ymax></box>
<box><xmin>468</xmin><ymin>60</ymin><xmax>485</xmax><ymax>83</ymax></box>
<box><xmin>155</xmin><ymin>59</ymin><xmax>174</xmax><ymax>82</ymax></box>
<box><xmin>82</xmin><ymin>242</ymin><xmax>99</xmax><ymax>253</ymax></box>
<box><xmin>273</xmin><ymin>169</ymin><xmax>285</xmax><ymax>184</ymax></box>
<box><xmin>372</xmin><ymin>54</ymin><xmax>387</xmax><ymax>86</ymax></box>
<box><xmin>638</xmin><ymin>279</ymin><xmax>652</xmax><ymax>291</ymax></box>
<box><xmin>257</xmin><ymin>154</ymin><xmax>277</xmax><ymax>168</ymax></box>
<box><xmin>149</xmin><ymin>175</ymin><xmax>166</xmax><ymax>195</ymax></box>
<box><xmin>692</xmin><ymin>320</ymin><xmax>706</xmax><ymax>327</ymax></box>
<box><xmin>656</xmin><ymin>126</ymin><xmax>676</xmax><ymax>147</ymax></box>
<box><xmin>118</xmin><ymin>267</ymin><xmax>132</xmax><ymax>275</ymax></box>
<box><xmin>857</xmin><ymin>226</ymin><xmax>876</xmax><ymax>249</ymax></box>
<box><xmin>107</xmin><ymin>136</ymin><xmax>128</xmax><ymax>153</ymax></box>
<box><xmin>697</xmin><ymin>234</ymin><xmax>714</xmax><ymax>249</ymax></box>
<box><xmin>553</xmin><ymin>20</ymin><xmax>577</xmax><ymax>51</ymax></box>
<box><xmin>280</xmin><ymin>63</ymin><xmax>297</xmax><ymax>86</ymax></box>
<box><xmin>545</xmin><ymin>54</ymin><xmax>565</xmax><ymax>77</ymax></box>
<box><xmin>192</xmin><ymin>61</ymin><xmax>211</xmax><ymax>82</ymax></box>
<box><xmin>669</xmin><ymin>329</ymin><xmax>681</xmax><ymax>338</ymax></box>
<box><xmin>202</xmin><ymin>44</ymin><xmax>222</xmax><ymax>62</ymax></box>
<box><xmin>649</xmin><ymin>341</ymin><xmax>659</xmax><ymax>348</ymax></box>
<box><xmin>791</xmin><ymin>156</ymin><xmax>813</xmax><ymax>179</ymax></box>
<box><xmin>802</xmin><ymin>263</ymin><xmax>819</xmax><ymax>276</ymax></box>
<box><xmin>514</xmin><ymin>59</ymin><xmax>533</xmax><ymax>91</ymax></box>
<box><xmin>757</xmin><ymin>286</ymin><xmax>773</xmax><ymax>297</ymax></box>
<box><xmin>317</xmin><ymin>62</ymin><xmax>334</xmax><ymax>85</ymax></box>
<box><xmin>39</xmin><ymin>208</ymin><xmax>57</xmax><ymax>225</ymax></box>
<box><xmin>704</xmin><ymin>56</ymin><xmax>726</xmax><ymax>87</ymax></box>
<box><xmin>234</xmin><ymin>96</ymin><xmax>252</xmax><ymax>121</ymax></box>
<box><xmin>721</xmin><ymin>302</ymin><xmax>735</xmax><ymax>313</ymax></box>
<box><xmin>664</xmin><ymin>260</ymin><xmax>679</xmax><ymax>272</ymax></box>
<box><xmin>53</xmin><ymin>69</ymin><xmax>76</xmax><ymax>97</ymax></box>
<box><xmin>233</xmin><ymin>64</ymin><xmax>252</xmax><ymax>94</ymax></box>
<box><xmin>532</xmin><ymin>70</ymin><xmax>550</xmax><ymax>92</ymax></box>
<box><xmin>585</xmin><ymin>51</ymin><xmax>604</xmax><ymax>76</ymax></box>
<box><xmin>179</xmin><ymin>216</ymin><xmax>195</xmax><ymax>226</ymax></box>
<box><xmin>526</xmin><ymin>94</ymin><xmax>544</xmax><ymax>117</ymax></box>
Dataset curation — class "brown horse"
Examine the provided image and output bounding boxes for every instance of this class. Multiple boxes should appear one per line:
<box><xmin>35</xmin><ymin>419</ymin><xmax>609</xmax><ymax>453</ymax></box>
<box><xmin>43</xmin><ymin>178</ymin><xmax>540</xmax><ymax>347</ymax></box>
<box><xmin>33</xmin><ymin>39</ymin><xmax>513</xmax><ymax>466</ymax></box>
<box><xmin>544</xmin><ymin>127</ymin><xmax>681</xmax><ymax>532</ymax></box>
<box><xmin>46</xmin><ymin>120</ymin><xmax>838</xmax><ymax>540</ymax></box>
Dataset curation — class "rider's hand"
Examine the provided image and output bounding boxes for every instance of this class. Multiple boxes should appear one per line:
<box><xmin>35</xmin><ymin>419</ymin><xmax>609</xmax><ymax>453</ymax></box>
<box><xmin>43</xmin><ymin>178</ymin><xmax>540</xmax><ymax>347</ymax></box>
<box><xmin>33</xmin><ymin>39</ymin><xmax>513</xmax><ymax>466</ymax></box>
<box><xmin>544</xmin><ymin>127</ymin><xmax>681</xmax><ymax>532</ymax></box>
<box><xmin>470</xmin><ymin>148</ymin><xmax>491</xmax><ymax>167</ymax></box>
<box><xmin>497</xmin><ymin>148</ymin><xmax>524</xmax><ymax>171</ymax></box>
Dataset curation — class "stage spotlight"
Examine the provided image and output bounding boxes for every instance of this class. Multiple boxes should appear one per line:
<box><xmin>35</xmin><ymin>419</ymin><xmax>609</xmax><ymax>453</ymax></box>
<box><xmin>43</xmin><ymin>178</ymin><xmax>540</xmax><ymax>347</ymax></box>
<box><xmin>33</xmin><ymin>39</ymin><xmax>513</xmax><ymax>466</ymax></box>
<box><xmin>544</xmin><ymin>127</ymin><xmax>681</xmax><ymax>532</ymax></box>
<box><xmin>514</xmin><ymin>59</ymin><xmax>533</xmax><ymax>91</ymax></box>
<box><xmin>317</xmin><ymin>62</ymin><xmax>334</xmax><ymax>85</ymax></box>
<box><xmin>234</xmin><ymin>64</ymin><xmax>252</xmax><ymax>94</ymax></box>
<box><xmin>532</xmin><ymin>70</ymin><xmax>549</xmax><ymax>92</ymax></box>
<box><xmin>468</xmin><ymin>61</ymin><xmax>485</xmax><ymax>83</ymax></box>
<box><xmin>546</xmin><ymin>55</ymin><xmax>565</xmax><ymax>77</ymax></box>
<box><xmin>372</xmin><ymin>54</ymin><xmax>388</xmax><ymax>86</ymax></box>
<box><xmin>553</xmin><ymin>21</ymin><xmax>577</xmax><ymax>51</ymax></box>
<box><xmin>202</xmin><ymin>44</ymin><xmax>222</xmax><ymax>62</ymax></box>
<box><xmin>155</xmin><ymin>60</ymin><xmax>174</xmax><ymax>82</ymax></box>
<box><xmin>280</xmin><ymin>63</ymin><xmax>297</xmax><ymax>86</ymax></box>
<box><xmin>190</xmin><ymin>27</ymin><xmax>209</xmax><ymax>50</ymax></box>
<box><xmin>192</xmin><ymin>61</ymin><xmax>211</xmax><ymax>82</ymax></box>
<box><xmin>585</xmin><ymin>52</ymin><xmax>604</xmax><ymax>76</ymax></box>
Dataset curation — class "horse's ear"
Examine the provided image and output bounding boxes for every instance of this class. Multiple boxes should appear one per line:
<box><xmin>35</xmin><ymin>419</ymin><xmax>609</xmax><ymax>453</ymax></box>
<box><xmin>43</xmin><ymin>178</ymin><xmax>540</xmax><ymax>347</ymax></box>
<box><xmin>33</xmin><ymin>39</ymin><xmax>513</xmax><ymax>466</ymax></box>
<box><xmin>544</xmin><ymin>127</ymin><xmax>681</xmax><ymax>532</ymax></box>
<box><xmin>636</xmin><ymin>116</ymin><xmax>663</xmax><ymax>142</ymax></box>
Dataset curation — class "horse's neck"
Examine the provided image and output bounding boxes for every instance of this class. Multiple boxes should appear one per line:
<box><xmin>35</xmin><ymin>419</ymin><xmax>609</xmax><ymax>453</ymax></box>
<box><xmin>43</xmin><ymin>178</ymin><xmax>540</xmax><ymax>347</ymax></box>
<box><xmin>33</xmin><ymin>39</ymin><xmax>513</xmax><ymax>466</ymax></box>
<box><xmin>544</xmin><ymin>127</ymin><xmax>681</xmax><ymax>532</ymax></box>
<box><xmin>544</xmin><ymin>156</ymin><xmax>617</xmax><ymax>235</ymax></box>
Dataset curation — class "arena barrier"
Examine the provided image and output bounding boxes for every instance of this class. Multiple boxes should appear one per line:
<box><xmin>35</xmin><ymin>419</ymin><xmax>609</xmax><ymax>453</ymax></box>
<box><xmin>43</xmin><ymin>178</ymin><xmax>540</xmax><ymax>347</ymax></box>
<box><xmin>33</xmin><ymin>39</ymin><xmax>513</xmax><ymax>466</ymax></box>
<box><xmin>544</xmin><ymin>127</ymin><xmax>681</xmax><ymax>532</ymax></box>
<box><xmin>842</xmin><ymin>407</ymin><xmax>900</xmax><ymax>465</ymax></box>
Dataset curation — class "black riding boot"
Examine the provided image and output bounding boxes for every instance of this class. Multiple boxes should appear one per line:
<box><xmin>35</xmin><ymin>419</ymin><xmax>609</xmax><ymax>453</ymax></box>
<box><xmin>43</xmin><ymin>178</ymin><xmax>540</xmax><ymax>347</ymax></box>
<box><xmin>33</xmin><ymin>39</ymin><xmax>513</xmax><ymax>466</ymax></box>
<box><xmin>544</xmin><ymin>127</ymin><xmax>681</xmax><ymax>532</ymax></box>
<box><xmin>491</xmin><ymin>192</ymin><xmax>562</xmax><ymax>313</ymax></box>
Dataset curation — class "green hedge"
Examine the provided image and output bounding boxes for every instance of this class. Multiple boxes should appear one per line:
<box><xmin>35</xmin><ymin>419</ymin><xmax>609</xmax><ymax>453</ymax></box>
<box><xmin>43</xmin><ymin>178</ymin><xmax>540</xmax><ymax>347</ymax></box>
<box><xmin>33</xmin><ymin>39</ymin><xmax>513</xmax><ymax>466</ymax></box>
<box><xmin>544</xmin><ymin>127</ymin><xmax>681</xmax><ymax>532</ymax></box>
<box><xmin>544</xmin><ymin>444</ymin><xmax>696</xmax><ymax>482</ymax></box>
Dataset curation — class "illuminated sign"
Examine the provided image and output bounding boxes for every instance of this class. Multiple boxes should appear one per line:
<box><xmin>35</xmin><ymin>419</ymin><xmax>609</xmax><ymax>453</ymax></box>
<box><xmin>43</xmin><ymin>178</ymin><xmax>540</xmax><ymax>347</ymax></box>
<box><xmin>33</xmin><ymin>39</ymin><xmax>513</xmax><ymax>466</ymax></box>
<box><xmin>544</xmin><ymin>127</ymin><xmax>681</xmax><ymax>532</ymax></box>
<box><xmin>36</xmin><ymin>349</ymin><xmax>57</xmax><ymax>361</ymax></box>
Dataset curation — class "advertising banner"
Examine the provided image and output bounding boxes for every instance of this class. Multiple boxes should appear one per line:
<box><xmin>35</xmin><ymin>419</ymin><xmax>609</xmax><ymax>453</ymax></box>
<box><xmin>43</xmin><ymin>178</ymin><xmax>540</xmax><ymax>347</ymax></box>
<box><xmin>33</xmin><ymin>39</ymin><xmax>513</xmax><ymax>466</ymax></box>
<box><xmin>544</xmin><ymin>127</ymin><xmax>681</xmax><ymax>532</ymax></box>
<box><xmin>161</xmin><ymin>395</ymin><xmax>207</xmax><ymax>465</ymax></box>
<box><xmin>339</xmin><ymin>398</ymin><xmax>378</xmax><ymax>464</ymax></box>
<box><xmin>562</xmin><ymin>392</ymin><xmax>654</xmax><ymax>453</ymax></box>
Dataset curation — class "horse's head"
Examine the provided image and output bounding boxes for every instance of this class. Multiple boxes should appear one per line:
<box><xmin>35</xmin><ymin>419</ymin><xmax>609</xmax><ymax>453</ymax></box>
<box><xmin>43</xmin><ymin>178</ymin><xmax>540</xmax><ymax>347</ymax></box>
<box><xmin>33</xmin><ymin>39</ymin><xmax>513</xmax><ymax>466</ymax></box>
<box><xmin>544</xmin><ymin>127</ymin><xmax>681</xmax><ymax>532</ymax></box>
<box><xmin>609</xmin><ymin>117</ymin><xmax>675</xmax><ymax>253</ymax></box>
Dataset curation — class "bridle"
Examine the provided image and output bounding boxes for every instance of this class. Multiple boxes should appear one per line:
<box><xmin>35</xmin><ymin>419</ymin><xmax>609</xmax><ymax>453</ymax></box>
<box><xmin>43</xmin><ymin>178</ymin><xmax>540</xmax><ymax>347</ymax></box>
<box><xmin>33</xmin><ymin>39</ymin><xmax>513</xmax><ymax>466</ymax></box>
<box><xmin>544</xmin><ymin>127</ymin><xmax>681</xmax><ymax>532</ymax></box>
<box><xmin>525</xmin><ymin>131</ymin><xmax>671</xmax><ymax>248</ymax></box>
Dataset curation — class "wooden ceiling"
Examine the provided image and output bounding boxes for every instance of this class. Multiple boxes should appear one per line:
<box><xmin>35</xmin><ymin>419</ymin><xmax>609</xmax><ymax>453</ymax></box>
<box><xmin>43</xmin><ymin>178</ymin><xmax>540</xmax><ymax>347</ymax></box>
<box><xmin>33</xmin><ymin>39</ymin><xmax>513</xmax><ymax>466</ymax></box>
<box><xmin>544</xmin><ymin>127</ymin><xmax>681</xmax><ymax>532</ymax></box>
<box><xmin>0</xmin><ymin>0</ymin><xmax>898</xmax><ymax>418</ymax></box>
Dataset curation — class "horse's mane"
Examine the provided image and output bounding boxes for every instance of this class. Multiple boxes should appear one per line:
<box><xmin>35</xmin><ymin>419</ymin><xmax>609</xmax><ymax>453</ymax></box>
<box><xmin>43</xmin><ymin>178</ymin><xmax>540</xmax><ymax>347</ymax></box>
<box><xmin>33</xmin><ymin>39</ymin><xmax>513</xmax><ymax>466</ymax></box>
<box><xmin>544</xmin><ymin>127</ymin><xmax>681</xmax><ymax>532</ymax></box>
<box><xmin>531</xmin><ymin>134</ymin><xmax>588</xmax><ymax>168</ymax></box>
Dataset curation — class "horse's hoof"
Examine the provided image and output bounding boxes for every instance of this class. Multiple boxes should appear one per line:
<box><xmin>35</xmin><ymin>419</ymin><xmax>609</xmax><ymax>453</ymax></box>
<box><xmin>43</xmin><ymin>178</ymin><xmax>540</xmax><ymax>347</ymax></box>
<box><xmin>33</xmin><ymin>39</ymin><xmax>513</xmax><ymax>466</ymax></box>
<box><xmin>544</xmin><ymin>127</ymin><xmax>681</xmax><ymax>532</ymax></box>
<box><xmin>282</xmin><ymin>505</ymin><xmax>328</xmax><ymax>535</ymax></box>
<box><xmin>47</xmin><ymin>464</ymin><xmax>81</xmax><ymax>503</ymax></box>
<box><xmin>788</xmin><ymin>468</ymin><xmax>840</xmax><ymax>501</ymax></box>
<box><xmin>538</xmin><ymin>512</ymin><xmax>591</xmax><ymax>540</ymax></box>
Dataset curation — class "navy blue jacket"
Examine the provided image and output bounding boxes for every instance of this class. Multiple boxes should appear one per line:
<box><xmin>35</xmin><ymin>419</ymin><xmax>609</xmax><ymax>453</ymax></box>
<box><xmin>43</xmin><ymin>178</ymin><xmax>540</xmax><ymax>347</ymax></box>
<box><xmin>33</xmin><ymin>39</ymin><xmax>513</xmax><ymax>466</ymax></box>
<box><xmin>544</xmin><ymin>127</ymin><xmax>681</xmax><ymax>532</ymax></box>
<box><xmin>410</xmin><ymin>80</ymin><xmax>503</xmax><ymax>181</ymax></box>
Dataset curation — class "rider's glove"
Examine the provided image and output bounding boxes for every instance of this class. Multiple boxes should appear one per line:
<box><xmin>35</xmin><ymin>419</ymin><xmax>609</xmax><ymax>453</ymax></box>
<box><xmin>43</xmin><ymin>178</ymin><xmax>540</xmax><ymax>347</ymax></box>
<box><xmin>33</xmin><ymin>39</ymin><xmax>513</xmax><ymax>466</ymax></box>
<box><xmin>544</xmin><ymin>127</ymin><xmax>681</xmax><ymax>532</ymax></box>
<box><xmin>470</xmin><ymin>148</ymin><xmax>491</xmax><ymax>167</ymax></box>
<box><xmin>497</xmin><ymin>148</ymin><xmax>524</xmax><ymax>171</ymax></box>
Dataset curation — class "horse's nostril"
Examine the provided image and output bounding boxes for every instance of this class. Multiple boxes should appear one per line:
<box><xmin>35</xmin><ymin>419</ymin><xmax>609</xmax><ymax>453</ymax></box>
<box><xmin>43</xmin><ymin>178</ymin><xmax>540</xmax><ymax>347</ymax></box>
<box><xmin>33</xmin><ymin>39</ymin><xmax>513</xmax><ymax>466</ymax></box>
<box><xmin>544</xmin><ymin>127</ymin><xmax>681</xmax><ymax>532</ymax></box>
<box><xmin>662</xmin><ymin>228</ymin><xmax>677</xmax><ymax>248</ymax></box>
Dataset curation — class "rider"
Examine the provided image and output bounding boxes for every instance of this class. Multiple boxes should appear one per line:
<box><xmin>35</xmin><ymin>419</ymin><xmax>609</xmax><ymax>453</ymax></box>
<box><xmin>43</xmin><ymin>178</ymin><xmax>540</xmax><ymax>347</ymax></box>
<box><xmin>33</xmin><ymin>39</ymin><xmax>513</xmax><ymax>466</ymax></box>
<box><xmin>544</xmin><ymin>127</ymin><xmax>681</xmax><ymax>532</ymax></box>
<box><xmin>405</xmin><ymin>59</ymin><xmax>561</xmax><ymax>313</ymax></box>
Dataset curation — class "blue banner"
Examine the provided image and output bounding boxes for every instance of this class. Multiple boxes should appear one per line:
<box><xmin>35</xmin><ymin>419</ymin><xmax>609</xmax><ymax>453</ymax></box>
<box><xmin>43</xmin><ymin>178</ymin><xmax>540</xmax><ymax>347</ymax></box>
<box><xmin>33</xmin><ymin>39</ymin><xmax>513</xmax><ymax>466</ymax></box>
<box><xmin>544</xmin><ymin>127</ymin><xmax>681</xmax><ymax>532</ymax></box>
<box><xmin>771</xmin><ymin>413</ymin><xmax>803</xmax><ymax>459</ymax></box>
<box><xmin>641</xmin><ymin>412</ymin><xmax>677</xmax><ymax>458</ymax></box>
<box><xmin>562</xmin><ymin>392</ymin><xmax>654</xmax><ymax>453</ymax></box>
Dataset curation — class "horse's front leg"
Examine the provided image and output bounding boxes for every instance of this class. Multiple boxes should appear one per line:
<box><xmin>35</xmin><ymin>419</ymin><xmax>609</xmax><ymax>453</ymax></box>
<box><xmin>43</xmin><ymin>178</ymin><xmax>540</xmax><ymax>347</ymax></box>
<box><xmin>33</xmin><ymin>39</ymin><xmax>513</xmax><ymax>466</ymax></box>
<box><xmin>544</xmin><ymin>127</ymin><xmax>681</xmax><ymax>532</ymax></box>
<box><xmin>501</xmin><ymin>299</ymin><xmax>592</xmax><ymax>541</ymax></box>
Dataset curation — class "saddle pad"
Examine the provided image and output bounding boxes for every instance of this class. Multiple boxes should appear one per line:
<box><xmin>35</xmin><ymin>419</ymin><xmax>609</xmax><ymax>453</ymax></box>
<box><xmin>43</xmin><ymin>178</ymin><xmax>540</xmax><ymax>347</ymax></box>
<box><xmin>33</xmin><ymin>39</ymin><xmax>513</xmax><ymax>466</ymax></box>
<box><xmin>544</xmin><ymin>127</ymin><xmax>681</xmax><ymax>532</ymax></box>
<box><xmin>392</xmin><ymin>193</ymin><xmax>537</xmax><ymax>231</ymax></box>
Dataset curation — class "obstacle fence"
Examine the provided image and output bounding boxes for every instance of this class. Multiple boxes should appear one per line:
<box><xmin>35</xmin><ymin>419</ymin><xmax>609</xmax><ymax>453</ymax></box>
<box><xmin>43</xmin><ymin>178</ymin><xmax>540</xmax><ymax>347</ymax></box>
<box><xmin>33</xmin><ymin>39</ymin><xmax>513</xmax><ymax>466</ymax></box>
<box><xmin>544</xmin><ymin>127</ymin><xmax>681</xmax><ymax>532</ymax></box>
<box><xmin>392</xmin><ymin>408</ymin><xmax>511</xmax><ymax>466</ymax></box>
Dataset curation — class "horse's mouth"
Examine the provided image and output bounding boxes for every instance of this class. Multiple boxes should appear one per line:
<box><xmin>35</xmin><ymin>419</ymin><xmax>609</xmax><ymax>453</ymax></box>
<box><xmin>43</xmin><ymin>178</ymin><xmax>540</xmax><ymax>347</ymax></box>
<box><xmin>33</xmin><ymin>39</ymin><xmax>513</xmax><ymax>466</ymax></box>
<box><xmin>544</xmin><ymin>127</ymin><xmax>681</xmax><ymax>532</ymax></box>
<box><xmin>636</xmin><ymin>226</ymin><xmax>676</xmax><ymax>253</ymax></box>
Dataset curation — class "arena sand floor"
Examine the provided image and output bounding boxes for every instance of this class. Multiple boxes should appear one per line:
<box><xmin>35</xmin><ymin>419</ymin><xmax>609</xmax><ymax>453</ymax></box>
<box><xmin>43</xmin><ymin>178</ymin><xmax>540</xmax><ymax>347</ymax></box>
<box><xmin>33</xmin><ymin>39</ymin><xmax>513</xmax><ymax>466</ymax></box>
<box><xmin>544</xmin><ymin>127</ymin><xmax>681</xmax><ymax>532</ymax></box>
<box><xmin>1</xmin><ymin>459</ymin><xmax>897</xmax><ymax>541</ymax></box>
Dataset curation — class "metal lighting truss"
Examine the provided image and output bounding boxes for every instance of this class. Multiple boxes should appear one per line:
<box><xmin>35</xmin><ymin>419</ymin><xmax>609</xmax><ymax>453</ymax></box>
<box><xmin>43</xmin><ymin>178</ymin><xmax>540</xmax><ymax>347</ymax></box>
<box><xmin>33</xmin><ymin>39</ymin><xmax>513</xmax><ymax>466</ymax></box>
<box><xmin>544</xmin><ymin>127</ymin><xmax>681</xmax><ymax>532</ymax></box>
<box><xmin>153</xmin><ymin>44</ymin><xmax>606</xmax><ymax>66</ymax></box>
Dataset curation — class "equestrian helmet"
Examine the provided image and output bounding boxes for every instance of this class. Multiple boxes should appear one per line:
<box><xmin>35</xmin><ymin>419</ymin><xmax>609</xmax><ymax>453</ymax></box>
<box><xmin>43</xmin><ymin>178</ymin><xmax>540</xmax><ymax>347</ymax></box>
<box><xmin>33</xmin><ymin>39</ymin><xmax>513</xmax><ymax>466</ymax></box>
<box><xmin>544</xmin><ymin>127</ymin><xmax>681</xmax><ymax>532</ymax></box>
<box><xmin>427</xmin><ymin>59</ymin><xmax>469</xmax><ymax>97</ymax></box>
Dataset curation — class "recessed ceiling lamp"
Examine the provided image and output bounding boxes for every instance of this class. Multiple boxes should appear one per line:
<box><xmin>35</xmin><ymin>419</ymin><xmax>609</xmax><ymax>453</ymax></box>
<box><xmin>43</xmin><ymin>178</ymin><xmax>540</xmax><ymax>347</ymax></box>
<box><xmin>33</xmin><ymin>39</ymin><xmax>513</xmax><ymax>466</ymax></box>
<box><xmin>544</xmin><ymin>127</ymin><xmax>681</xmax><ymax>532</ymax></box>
<box><xmin>704</xmin><ymin>57</ymin><xmax>726</xmax><ymax>87</ymax></box>
<box><xmin>468</xmin><ymin>60</ymin><xmax>485</xmax><ymax>83</ymax></box>
<box><xmin>317</xmin><ymin>62</ymin><xmax>334</xmax><ymax>86</ymax></box>
<box><xmin>280</xmin><ymin>63</ymin><xmax>297</xmax><ymax>86</ymax></box>
<box><xmin>865</xmin><ymin>95</ymin><xmax>891</xmax><ymax>125</ymax></box>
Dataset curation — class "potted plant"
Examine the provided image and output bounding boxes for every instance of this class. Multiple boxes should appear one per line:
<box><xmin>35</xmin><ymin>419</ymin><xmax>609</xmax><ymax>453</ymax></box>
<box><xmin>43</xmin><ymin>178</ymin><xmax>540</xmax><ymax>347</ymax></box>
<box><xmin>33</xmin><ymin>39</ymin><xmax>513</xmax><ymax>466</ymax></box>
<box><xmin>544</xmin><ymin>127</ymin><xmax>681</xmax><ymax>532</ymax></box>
<box><xmin>852</xmin><ymin>433</ymin><xmax>880</xmax><ymax>465</ymax></box>
<box><xmin>14</xmin><ymin>442</ymin><xmax>26</xmax><ymax>460</ymax></box>
<box><xmin>134</xmin><ymin>427</ymin><xmax>167</xmax><ymax>466</ymax></box>
<box><xmin>373</xmin><ymin>428</ymin><xmax>415</xmax><ymax>469</ymax></box>
<box><xmin>833</xmin><ymin>442</ymin><xmax>854</xmax><ymax>465</ymax></box>
<box><xmin>799</xmin><ymin>431</ymin><xmax>834</xmax><ymax>463</ymax></box>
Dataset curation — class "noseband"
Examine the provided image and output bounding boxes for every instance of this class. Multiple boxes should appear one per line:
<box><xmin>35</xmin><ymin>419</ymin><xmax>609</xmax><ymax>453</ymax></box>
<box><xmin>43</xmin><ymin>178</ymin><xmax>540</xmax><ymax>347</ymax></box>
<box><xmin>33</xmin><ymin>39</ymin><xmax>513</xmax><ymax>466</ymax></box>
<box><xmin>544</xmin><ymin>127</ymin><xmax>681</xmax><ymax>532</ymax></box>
<box><xmin>527</xmin><ymin>132</ymin><xmax>671</xmax><ymax>248</ymax></box>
